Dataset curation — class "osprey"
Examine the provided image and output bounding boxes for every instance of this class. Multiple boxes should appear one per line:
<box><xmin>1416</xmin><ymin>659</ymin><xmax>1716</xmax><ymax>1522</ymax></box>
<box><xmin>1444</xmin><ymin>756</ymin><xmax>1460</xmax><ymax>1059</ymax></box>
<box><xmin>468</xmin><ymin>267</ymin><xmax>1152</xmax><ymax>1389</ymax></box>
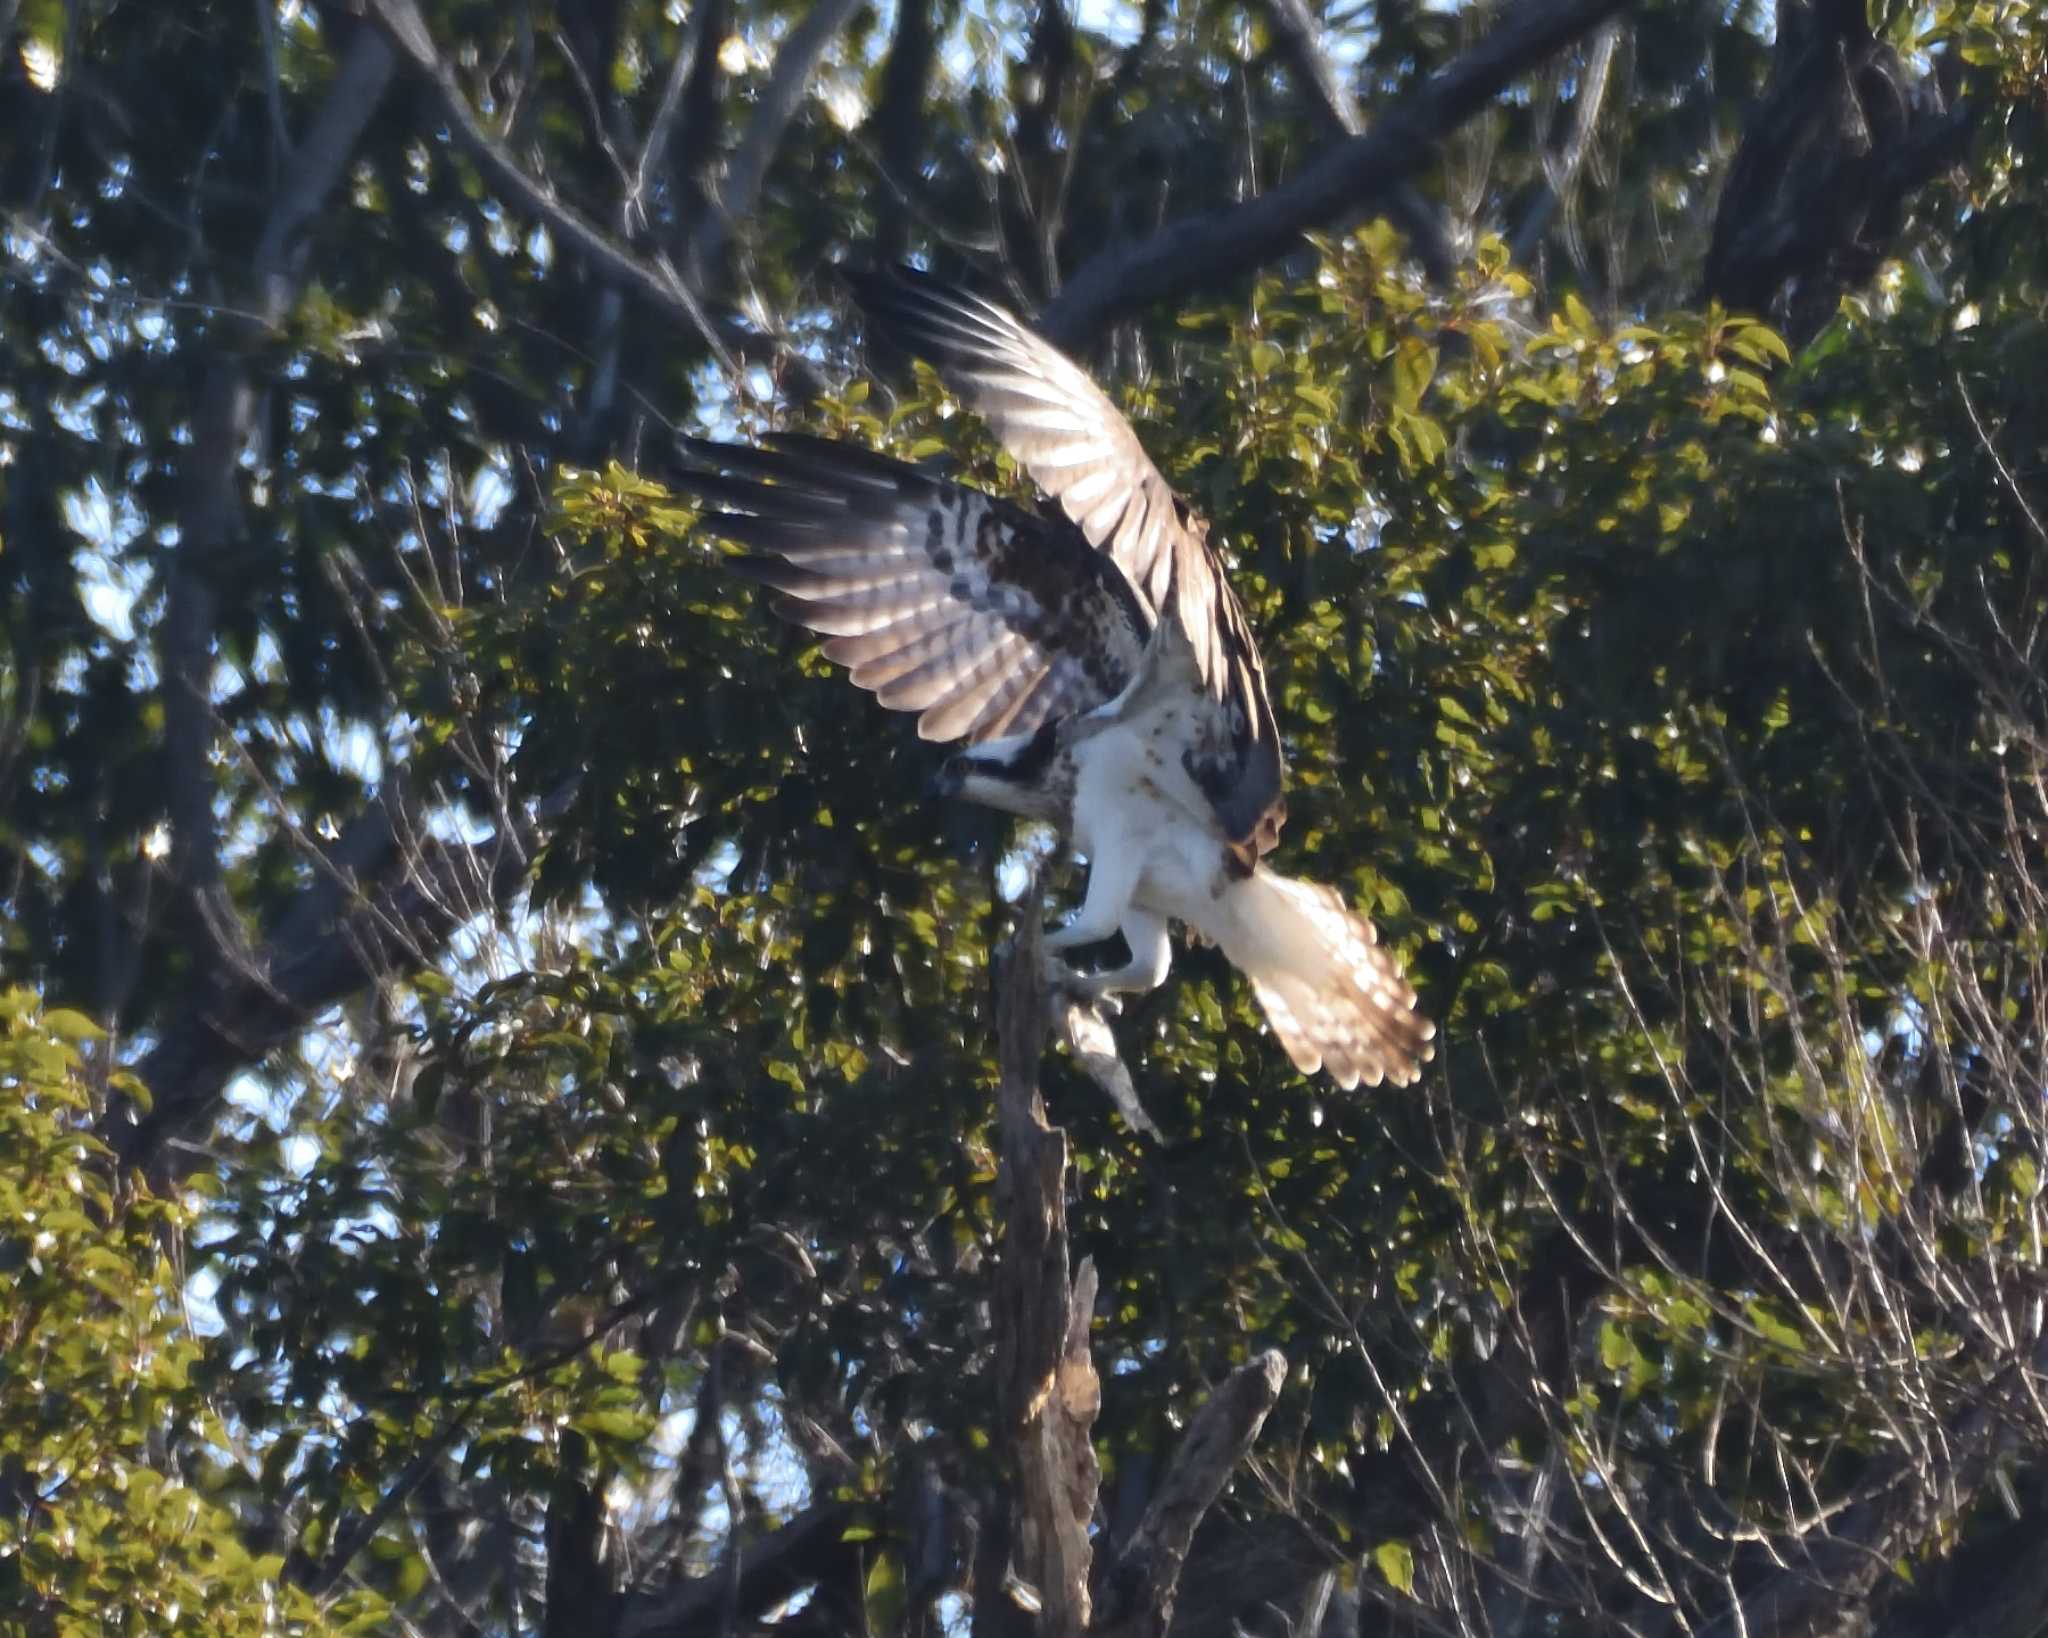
<box><xmin>679</xmin><ymin>268</ymin><xmax>1434</xmax><ymax>1089</ymax></box>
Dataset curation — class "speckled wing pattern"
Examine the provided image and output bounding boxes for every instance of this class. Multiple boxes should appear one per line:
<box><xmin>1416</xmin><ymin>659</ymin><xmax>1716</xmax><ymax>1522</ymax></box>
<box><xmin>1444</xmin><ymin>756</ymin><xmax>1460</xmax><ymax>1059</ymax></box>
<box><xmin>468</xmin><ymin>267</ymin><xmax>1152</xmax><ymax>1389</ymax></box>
<box><xmin>674</xmin><ymin>434</ymin><xmax>1149</xmax><ymax>745</ymax></box>
<box><xmin>845</xmin><ymin>266</ymin><xmax>1285</xmax><ymax>851</ymax></box>
<box><xmin>1239</xmin><ymin>874</ymin><xmax>1436</xmax><ymax>1090</ymax></box>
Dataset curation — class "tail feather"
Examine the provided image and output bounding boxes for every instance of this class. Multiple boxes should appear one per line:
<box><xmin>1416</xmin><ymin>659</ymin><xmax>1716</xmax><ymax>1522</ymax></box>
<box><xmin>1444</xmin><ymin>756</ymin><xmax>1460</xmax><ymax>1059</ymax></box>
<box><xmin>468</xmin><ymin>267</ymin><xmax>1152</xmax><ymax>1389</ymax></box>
<box><xmin>1216</xmin><ymin>870</ymin><xmax>1435</xmax><ymax>1090</ymax></box>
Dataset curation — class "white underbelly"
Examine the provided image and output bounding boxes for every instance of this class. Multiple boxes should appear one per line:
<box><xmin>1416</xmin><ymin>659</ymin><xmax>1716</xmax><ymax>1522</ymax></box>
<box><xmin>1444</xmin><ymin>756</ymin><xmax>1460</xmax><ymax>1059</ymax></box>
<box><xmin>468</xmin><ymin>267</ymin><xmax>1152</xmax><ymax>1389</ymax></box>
<box><xmin>1131</xmin><ymin>829</ymin><xmax>1231</xmax><ymax>922</ymax></box>
<box><xmin>1067</xmin><ymin>723</ymin><xmax>1231</xmax><ymax>923</ymax></box>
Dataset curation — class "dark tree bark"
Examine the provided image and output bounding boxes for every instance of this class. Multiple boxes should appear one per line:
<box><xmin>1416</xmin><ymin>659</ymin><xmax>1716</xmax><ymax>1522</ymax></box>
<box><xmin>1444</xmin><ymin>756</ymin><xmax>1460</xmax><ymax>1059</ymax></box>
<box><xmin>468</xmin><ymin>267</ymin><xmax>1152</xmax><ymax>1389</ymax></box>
<box><xmin>1258</xmin><ymin>0</ymin><xmax>1456</xmax><ymax>285</ymax></box>
<box><xmin>1703</xmin><ymin>0</ymin><xmax>1975</xmax><ymax>337</ymax></box>
<box><xmin>1039</xmin><ymin>0</ymin><xmax>1640</xmax><ymax>346</ymax></box>
<box><xmin>543</xmin><ymin>1435</ymin><xmax>617</xmax><ymax>1638</ymax></box>
<box><xmin>873</xmin><ymin>0</ymin><xmax>938</xmax><ymax>263</ymax></box>
<box><xmin>981</xmin><ymin>899</ymin><xmax>1287</xmax><ymax>1638</ymax></box>
<box><xmin>1001</xmin><ymin>0</ymin><xmax>1081</xmax><ymax>302</ymax></box>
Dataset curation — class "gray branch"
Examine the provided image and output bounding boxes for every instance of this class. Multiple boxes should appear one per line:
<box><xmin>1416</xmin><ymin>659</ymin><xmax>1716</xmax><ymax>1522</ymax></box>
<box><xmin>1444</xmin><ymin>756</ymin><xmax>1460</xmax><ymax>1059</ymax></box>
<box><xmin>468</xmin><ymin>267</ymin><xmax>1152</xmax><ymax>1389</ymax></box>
<box><xmin>1094</xmin><ymin>1352</ymin><xmax>1289</xmax><ymax>1638</ymax></box>
<box><xmin>1039</xmin><ymin>0</ymin><xmax>1640</xmax><ymax>346</ymax></box>
<box><xmin>362</xmin><ymin>0</ymin><xmax>735</xmax><ymax>371</ymax></box>
<box><xmin>1258</xmin><ymin>0</ymin><xmax>1455</xmax><ymax>284</ymax></box>
<box><xmin>625</xmin><ymin>2</ymin><xmax>711</xmax><ymax>234</ymax></box>
<box><xmin>114</xmin><ymin>780</ymin><xmax>574</xmax><ymax>1185</ymax></box>
<box><xmin>1507</xmin><ymin>20</ymin><xmax>1620</xmax><ymax>270</ymax></box>
<box><xmin>991</xmin><ymin>902</ymin><xmax>1101</xmax><ymax>1635</ymax></box>
<box><xmin>686</xmin><ymin>0</ymin><xmax>867</xmax><ymax>280</ymax></box>
<box><xmin>160</xmin><ymin>22</ymin><xmax>397</xmax><ymax>970</ymax></box>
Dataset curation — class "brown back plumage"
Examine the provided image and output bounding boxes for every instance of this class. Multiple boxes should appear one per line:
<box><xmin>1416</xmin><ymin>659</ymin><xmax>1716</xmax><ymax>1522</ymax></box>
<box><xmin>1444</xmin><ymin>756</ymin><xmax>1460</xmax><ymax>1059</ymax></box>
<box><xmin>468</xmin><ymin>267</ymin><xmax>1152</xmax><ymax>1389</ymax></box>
<box><xmin>846</xmin><ymin>266</ymin><xmax>1285</xmax><ymax>851</ymax></box>
<box><xmin>675</xmin><ymin>433</ymin><xmax>1149</xmax><ymax>745</ymax></box>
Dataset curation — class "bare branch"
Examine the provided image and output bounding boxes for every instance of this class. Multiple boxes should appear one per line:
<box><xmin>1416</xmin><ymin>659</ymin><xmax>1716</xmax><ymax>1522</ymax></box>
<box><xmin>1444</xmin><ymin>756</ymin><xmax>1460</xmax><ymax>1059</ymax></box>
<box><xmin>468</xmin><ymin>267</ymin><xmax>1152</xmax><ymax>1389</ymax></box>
<box><xmin>1683</xmin><ymin>1334</ymin><xmax>2048</xmax><ymax>1638</ymax></box>
<box><xmin>1956</xmin><ymin>373</ymin><xmax>2048</xmax><ymax>552</ymax></box>
<box><xmin>625</xmin><ymin>3</ymin><xmax>711</xmax><ymax>235</ymax></box>
<box><xmin>1095</xmin><ymin>1351</ymin><xmax>1288</xmax><ymax>1638</ymax></box>
<box><xmin>686</xmin><ymin>0</ymin><xmax>867</xmax><ymax>281</ymax></box>
<box><xmin>992</xmin><ymin>898</ymin><xmax>1100</xmax><ymax>1635</ymax></box>
<box><xmin>1507</xmin><ymin>21</ymin><xmax>1620</xmax><ymax>270</ymax></box>
<box><xmin>1258</xmin><ymin>0</ymin><xmax>1455</xmax><ymax>284</ymax></box>
<box><xmin>361</xmin><ymin>0</ymin><xmax>738</xmax><ymax>375</ymax></box>
<box><xmin>1039</xmin><ymin>0</ymin><xmax>1639</xmax><ymax>346</ymax></box>
<box><xmin>113</xmin><ymin>779</ymin><xmax>577</xmax><ymax>1185</ymax></box>
<box><xmin>160</xmin><ymin>22</ymin><xmax>396</xmax><ymax>978</ymax></box>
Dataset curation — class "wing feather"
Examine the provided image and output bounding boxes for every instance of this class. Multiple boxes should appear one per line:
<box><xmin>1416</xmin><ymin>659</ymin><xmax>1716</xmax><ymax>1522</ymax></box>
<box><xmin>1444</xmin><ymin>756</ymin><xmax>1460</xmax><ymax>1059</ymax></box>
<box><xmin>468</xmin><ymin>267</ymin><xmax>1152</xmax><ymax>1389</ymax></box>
<box><xmin>833</xmin><ymin>612</ymin><xmax>982</xmax><ymax>685</ymax></box>
<box><xmin>917</xmin><ymin>658</ymin><xmax>1023</xmax><ymax>742</ymax></box>
<box><xmin>875</xmin><ymin>622</ymin><xmax>1017</xmax><ymax>712</ymax></box>
<box><xmin>965</xmin><ymin>653</ymin><xmax>1052</xmax><ymax>740</ymax></box>
<box><xmin>678</xmin><ymin>435</ymin><xmax>1149</xmax><ymax>744</ymax></box>
<box><xmin>847</xmin><ymin>265</ymin><xmax>1286</xmax><ymax>847</ymax></box>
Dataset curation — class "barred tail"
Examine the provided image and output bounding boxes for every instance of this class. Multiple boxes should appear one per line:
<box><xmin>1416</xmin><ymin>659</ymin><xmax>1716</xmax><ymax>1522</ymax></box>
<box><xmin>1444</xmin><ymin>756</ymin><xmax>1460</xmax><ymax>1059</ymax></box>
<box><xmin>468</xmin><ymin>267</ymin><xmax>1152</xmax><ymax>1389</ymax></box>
<box><xmin>1211</xmin><ymin>870</ymin><xmax>1435</xmax><ymax>1090</ymax></box>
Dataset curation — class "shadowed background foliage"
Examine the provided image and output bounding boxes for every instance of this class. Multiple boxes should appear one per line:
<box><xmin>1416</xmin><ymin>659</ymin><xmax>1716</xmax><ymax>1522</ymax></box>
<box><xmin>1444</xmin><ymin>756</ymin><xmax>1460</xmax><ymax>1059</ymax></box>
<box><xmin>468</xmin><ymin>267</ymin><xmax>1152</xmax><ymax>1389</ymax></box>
<box><xmin>4</xmin><ymin>1</ymin><xmax>2048</xmax><ymax>1633</ymax></box>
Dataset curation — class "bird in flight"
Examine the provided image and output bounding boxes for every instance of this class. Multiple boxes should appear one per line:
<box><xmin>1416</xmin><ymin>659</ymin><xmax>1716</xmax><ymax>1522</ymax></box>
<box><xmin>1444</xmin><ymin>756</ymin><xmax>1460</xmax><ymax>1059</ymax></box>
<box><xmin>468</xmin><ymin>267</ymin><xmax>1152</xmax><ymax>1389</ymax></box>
<box><xmin>677</xmin><ymin>267</ymin><xmax>1433</xmax><ymax>1089</ymax></box>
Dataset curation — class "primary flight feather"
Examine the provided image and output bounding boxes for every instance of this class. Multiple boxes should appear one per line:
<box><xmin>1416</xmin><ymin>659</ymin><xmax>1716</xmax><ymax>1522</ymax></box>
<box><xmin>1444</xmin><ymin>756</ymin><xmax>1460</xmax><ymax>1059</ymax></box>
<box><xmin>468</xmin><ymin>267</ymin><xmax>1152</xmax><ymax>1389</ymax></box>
<box><xmin>678</xmin><ymin>267</ymin><xmax>1434</xmax><ymax>1089</ymax></box>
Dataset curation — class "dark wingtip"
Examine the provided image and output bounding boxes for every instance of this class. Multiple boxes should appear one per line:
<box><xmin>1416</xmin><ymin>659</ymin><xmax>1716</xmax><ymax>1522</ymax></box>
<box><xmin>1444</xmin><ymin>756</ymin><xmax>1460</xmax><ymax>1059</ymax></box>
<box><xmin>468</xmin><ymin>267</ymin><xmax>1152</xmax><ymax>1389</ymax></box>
<box><xmin>841</xmin><ymin>260</ymin><xmax>939</xmax><ymax>301</ymax></box>
<box><xmin>673</xmin><ymin>435</ymin><xmax>761</xmax><ymax>485</ymax></box>
<box><xmin>839</xmin><ymin>263</ymin><xmax>933</xmax><ymax>334</ymax></box>
<box><xmin>728</xmin><ymin>554</ymin><xmax>824</xmax><ymax>592</ymax></box>
<box><xmin>844</xmin><ymin>261</ymin><xmax>1002</xmax><ymax>353</ymax></box>
<box><xmin>836</xmin><ymin>261</ymin><xmax>897</xmax><ymax>306</ymax></box>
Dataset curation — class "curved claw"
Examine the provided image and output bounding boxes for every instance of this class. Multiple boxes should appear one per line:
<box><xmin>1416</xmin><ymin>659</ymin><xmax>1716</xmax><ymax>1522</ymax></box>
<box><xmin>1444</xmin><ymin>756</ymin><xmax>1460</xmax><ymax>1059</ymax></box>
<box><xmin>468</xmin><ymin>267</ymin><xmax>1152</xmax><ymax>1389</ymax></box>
<box><xmin>1043</xmin><ymin>955</ymin><xmax>1127</xmax><ymax>1017</ymax></box>
<box><xmin>1041</xmin><ymin>950</ymin><xmax>1080</xmax><ymax>995</ymax></box>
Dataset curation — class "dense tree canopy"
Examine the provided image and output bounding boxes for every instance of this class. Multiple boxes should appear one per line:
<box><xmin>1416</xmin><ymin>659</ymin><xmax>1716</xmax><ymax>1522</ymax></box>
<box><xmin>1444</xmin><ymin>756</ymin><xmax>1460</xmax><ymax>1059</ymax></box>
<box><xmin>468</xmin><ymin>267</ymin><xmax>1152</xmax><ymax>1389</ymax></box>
<box><xmin>4</xmin><ymin>1</ymin><xmax>2048</xmax><ymax>1634</ymax></box>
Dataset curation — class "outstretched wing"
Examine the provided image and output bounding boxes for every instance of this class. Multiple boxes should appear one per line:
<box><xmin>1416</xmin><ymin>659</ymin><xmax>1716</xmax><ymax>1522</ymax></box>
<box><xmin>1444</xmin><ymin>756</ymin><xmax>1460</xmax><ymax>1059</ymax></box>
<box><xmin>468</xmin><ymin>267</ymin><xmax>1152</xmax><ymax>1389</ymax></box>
<box><xmin>847</xmin><ymin>265</ymin><xmax>1283</xmax><ymax>847</ymax></box>
<box><xmin>677</xmin><ymin>434</ymin><xmax>1149</xmax><ymax>745</ymax></box>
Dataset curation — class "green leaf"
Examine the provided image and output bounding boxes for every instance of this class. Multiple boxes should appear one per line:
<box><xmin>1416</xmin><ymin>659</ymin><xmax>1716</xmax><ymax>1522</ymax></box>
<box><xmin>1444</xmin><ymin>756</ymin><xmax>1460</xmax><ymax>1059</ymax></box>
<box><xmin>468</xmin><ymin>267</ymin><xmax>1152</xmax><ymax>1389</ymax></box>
<box><xmin>864</xmin><ymin>1549</ymin><xmax>908</xmax><ymax>1631</ymax></box>
<box><xmin>1374</xmin><ymin>1539</ymin><xmax>1415</xmax><ymax>1596</ymax></box>
<box><xmin>1736</xmin><ymin>323</ymin><xmax>1792</xmax><ymax>365</ymax></box>
<box><xmin>1392</xmin><ymin>339</ymin><xmax>1437</xmax><ymax>410</ymax></box>
<box><xmin>576</xmin><ymin>1409</ymin><xmax>651</xmax><ymax>1442</ymax></box>
<box><xmin>42</xmin><ymin>1008</ymin><xmax>105</xmax><ymax>1042</ymax></box>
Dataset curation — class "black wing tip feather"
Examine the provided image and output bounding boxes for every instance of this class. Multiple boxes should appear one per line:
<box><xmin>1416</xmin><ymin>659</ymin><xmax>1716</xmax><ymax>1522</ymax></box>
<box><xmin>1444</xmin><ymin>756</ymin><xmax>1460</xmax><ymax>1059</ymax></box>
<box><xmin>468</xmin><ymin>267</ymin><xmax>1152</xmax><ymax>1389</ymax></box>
<box><xmin>839</xmin><ymin>261</ymin><xmax>965</xmax><ymax>310</ymax></box>
<box><xmin>674</xmin><ymin>434</ymin><xmax>949</xmax><ymax>527</ymax></box>
<box><xmin>843</xmin><ymin>262</ymin><xmax>1022</xmax><ymax>362</ymax></box>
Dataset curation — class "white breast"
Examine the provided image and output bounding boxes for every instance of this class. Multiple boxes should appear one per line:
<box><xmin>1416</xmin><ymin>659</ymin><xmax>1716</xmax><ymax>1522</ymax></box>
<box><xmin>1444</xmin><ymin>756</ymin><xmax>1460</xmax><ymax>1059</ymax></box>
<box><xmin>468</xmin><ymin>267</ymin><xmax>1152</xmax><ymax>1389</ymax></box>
<box><xmin>1067</xmin><ymin>714</ymin><xmax>1231</xmax><ymax>925</ymax></box>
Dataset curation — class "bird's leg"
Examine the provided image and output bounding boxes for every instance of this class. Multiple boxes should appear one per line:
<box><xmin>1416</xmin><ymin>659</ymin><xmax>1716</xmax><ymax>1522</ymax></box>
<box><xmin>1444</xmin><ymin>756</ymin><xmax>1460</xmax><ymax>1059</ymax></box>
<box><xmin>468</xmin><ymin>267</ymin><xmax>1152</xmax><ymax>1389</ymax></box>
<box><xmin>1062</xmin><ymin>909</ymin><xmax>1171</xmax><ymax>1017</ymax></box>
<box><xmin>1043</xmin><ymin>838</ymin><xmax>1142</xmax><ymax>989</ymax></box>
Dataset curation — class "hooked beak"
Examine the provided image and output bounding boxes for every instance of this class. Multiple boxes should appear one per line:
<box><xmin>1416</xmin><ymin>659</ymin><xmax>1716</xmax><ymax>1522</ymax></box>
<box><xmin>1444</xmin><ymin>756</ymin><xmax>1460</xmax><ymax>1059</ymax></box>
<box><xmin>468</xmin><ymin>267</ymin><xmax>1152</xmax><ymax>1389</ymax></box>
<box><xmin>927</xmin><ymin>756</ymin><xmax>965</xmax><ymax>800</ymax></box>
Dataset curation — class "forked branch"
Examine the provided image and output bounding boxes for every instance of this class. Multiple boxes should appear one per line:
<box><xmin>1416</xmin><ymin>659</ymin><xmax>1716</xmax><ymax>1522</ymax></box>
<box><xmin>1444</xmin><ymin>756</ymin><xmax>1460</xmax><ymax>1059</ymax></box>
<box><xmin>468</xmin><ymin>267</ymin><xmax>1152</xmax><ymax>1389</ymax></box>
<box><xmin>990</xmin><ymin>892</ymin><xmax>1287</xmax><ymax>1635</ymax></box>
